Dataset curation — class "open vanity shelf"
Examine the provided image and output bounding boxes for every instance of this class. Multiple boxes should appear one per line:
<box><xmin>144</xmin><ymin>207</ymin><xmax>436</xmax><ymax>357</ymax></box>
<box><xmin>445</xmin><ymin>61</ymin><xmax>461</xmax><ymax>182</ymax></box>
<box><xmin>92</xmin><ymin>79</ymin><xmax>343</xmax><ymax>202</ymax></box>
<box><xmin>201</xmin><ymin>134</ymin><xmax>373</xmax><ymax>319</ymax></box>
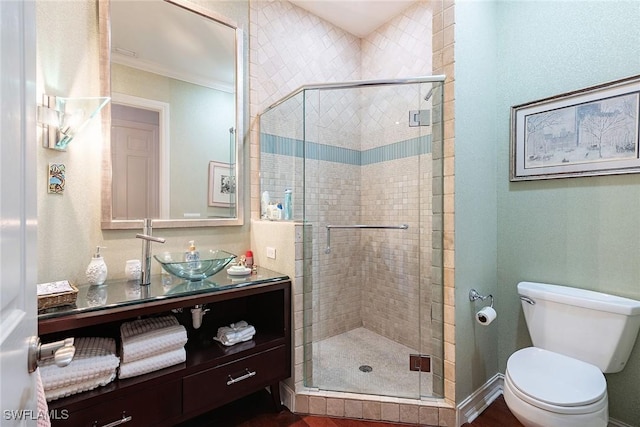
<box><xmin>38</xmin><ymin>268</ymin><xmax>291</xmax><ymax>427</ymax></box>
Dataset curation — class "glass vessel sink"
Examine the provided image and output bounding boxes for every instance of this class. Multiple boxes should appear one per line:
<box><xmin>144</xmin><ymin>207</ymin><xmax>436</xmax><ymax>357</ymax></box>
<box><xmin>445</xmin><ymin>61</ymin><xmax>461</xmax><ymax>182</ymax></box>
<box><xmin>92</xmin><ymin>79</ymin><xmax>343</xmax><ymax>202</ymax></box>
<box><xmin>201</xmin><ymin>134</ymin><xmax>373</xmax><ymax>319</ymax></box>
<box><xmin>154</xmin><ymin>249</ymin><xmax>236</xmax><ymax>283</ymax></box>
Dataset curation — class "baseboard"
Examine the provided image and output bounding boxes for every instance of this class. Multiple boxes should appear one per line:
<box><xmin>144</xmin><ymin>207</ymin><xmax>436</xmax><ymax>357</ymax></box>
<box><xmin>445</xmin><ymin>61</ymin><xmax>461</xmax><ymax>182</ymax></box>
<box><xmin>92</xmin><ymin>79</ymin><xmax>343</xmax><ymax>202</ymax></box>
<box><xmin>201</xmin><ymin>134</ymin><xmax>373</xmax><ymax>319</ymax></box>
<box><xmin>279</xmin><ymin>381</ymin><xmax>295</xmax><ymax>411</ymax></box>
<box><xmin>456</xmin><ymin>373</ymin><xmax>504</xmax><ymax>427</ymax></box>
<box><xmin>455</xmin><ymin>374</ymin><xmax>631</xmax><ymax>427</ymax></box>
<box><xmin>608</xmin><ymin>418</ymin><xmax>634</xmax><ymax>427</ymax></box>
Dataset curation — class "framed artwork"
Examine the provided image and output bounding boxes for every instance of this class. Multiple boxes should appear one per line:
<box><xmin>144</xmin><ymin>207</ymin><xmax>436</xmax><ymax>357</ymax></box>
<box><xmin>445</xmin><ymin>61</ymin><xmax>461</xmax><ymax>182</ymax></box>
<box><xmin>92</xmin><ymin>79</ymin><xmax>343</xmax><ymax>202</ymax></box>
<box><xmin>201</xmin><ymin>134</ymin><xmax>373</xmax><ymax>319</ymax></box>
<box><xmin>208</xmin><ymin>161</ymin><xmax>235</xmax><ymax>207</ymax></box>
<box><xmin>510</xmin><ymin>75</ymin><xmax>640</xmax><ymax>181</ymax></box>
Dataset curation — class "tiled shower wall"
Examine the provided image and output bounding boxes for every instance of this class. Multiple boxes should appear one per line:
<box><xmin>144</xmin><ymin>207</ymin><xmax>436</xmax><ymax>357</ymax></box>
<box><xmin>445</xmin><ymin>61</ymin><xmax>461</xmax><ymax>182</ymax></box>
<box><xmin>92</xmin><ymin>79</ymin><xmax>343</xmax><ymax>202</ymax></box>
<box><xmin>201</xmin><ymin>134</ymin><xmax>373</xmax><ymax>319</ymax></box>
<box><xmin>251</xmin><ymin>0</ymin><xmax>450</xmax><ymax>411</ymax></box>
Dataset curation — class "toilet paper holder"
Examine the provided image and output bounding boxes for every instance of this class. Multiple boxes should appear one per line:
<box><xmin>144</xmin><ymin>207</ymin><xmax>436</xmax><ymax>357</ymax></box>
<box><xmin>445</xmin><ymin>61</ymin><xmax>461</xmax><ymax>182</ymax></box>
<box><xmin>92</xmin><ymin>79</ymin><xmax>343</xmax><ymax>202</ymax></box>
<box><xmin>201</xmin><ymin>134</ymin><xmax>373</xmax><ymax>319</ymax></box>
<box><xmin>469</xmin><ymin>288</ymin><xmax>494</xmax><ymax>308</ymax></box>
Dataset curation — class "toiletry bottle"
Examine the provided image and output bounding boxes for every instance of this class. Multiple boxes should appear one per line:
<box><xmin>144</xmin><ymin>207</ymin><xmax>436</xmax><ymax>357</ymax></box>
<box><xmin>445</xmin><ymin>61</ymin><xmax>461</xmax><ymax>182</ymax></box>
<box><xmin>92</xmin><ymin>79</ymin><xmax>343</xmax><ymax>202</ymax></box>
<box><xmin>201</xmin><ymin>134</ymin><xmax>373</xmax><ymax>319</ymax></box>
<box><xmin>261</xmin><ymin>191</ymin><xmax>270</xmax><ymax>219</ymax></box>
<box><xmin>86</xmin><ymin>246</ymin><xmax>108</xmax><ymax>285</ymax></box>
<box><xmin>267</xmin><ymin>203</ymin><xmax>277</xmax><ymax>220</ymax></box>
<box><xmin>284</xmin><ymin>189</ymin><xmax>292</xmax><ymax>220</ymax></box>
<box><xmin>184</xmin><ymin>240</ymin><xmax>201</xmax><ymax>269</ymax></box>
<box><xmin>245</xmin><ymin>250</ymin><xmax>254</xmax><ymax>269</ymax></box>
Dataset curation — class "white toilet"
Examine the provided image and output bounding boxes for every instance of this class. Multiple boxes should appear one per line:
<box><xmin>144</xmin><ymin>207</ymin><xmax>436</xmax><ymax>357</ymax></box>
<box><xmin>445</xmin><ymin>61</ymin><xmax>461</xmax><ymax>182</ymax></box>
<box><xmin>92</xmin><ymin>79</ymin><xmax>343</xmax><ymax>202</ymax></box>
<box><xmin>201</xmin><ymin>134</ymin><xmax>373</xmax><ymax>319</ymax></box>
<box><xmin>504</xmin><ymin>281</ymin><xmax>640</xmax><ymax>427</ymax></box>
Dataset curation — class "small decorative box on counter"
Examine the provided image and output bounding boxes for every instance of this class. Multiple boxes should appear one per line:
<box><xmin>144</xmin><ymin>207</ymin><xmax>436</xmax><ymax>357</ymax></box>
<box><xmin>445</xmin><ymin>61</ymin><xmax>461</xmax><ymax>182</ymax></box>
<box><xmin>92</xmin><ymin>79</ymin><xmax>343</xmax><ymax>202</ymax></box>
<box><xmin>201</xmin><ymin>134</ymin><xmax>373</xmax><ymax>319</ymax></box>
<box><xmin>37</xmin><ymin>280</ymin><xmax>78</xmax><ymax>311</ymax></box>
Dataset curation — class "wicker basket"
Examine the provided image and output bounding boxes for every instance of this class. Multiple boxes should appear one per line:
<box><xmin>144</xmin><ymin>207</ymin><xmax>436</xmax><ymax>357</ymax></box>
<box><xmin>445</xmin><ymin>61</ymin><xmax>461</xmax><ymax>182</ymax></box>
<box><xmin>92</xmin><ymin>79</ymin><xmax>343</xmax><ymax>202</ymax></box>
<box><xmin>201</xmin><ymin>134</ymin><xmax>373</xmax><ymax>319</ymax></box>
<box><xmin>37</xmin><ymin>282</ymin><xmax>78</xmax><ymax>311</ymax></box>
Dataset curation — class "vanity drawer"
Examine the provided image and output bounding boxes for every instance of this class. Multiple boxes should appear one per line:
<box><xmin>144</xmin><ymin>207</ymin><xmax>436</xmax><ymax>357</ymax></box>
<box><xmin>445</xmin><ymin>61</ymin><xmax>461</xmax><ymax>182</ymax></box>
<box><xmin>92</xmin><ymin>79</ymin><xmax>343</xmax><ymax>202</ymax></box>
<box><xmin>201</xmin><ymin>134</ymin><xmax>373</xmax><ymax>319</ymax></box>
<box><xmin>53</xmin><ymin>380</ymin><xmax>181</xmax><ymax>427</ymax></box>
<box><xmin>182</xmin><ymin>345</ymin><xmax>287</xmax><ymax>415</ymax></box>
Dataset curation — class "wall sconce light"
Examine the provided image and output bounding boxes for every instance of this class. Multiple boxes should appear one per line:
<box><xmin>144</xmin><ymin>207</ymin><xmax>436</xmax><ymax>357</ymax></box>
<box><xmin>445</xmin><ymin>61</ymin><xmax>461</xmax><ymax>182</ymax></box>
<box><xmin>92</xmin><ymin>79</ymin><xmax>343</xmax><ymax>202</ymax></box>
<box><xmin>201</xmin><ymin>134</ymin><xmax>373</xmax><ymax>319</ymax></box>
<box><xmin>37</xmin><ymin>95</ymin><xmax>110</xmax><ymax>151</ymax></box>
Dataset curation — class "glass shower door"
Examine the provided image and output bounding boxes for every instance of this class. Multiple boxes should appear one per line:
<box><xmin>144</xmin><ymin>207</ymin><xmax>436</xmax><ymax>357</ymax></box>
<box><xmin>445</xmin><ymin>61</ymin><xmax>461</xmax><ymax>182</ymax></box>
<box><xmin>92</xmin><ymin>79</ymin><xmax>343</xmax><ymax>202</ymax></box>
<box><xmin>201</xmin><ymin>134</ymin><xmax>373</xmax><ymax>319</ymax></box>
<box><xmin>304</xmin><ymin>81</ymin><xmax>441</xmax><ymax>399</ymax></box>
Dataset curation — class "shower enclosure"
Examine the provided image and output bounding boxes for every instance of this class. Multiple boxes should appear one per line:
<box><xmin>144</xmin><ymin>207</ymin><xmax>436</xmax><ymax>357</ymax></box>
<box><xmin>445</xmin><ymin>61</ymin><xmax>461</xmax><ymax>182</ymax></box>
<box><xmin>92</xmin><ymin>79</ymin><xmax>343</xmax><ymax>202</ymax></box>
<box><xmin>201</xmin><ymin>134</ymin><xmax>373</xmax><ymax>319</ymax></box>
<box><xmin>260</xmin><ymin>76</ymin><xmax>445</xmax><ymax>400</ymax></box>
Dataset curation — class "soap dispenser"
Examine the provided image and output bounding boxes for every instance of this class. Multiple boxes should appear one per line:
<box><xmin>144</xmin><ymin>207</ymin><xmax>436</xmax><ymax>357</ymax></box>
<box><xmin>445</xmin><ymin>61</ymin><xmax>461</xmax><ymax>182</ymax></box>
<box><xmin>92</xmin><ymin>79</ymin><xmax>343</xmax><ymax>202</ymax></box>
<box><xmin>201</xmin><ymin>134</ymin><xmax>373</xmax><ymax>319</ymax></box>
<box><xmin>184</xmin><ymin>240</ymin><xmax>201</xmax><ymax>269</ymax></box>
<box><xmin>86</xmin><ymin>246</ymin><xmax>108</xmax><ymax>285</ymax></box>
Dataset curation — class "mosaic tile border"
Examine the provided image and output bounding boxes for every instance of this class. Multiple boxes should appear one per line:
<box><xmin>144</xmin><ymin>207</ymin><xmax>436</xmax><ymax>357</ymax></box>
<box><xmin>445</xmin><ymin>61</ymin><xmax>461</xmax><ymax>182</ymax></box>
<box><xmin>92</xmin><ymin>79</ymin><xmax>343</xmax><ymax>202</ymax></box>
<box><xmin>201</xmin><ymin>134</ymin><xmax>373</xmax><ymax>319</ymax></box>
<box><xmin>261</xmin><ymin>133</ymin><xmax>432</xmax><ymax>166</ymax></box>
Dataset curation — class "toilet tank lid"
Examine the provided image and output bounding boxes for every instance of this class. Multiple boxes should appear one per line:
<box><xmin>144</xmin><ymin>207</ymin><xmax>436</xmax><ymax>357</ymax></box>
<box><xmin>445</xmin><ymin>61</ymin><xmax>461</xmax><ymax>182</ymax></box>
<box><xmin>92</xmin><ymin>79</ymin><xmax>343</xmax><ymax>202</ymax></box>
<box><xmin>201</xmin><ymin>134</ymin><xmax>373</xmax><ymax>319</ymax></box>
<box><xmin>518</xmin><ymin>281</ymin><xmax>640</xmax><ymax>315</ymax></box>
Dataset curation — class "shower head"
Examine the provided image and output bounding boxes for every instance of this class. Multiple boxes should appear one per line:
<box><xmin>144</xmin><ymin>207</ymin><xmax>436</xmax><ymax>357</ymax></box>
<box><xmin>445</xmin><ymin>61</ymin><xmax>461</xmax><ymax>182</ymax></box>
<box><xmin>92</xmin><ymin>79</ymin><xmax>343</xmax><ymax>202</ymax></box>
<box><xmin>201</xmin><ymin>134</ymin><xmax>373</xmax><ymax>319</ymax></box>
<box><xmin>424</xmin><ymin>87</ymin><xmax>434</xmax><ymax>102</ymax></box>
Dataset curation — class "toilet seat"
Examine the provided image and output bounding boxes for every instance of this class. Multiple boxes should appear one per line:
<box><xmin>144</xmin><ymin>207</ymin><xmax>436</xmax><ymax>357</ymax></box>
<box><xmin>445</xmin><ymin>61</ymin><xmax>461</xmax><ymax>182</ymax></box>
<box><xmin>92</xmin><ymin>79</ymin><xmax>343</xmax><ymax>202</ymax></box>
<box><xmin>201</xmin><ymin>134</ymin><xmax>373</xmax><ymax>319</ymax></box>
<box><xmin>506</xmin><ymin>347</ymin><xmax>607</xmax><ymax>414</ymax></box>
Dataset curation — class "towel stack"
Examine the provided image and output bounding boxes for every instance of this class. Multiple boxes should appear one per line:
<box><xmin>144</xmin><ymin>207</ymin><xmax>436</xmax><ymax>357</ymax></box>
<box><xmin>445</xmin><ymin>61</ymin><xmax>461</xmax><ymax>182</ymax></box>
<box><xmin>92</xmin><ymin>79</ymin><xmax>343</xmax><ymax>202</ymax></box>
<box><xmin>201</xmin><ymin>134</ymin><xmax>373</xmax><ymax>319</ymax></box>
<box><xmin>213</xmin><ymin>320</ymin><xmax>256</xmax><ymax>346</ymax></box>
<box><xmin>118</xmin><ymin>315</ymin><xmax>188</xmax><ymax>379</ymax></box>
<box><xmin>39</xmin><ymin>337</ymin><xmax>120</xmax><ymax>402</ymax></box>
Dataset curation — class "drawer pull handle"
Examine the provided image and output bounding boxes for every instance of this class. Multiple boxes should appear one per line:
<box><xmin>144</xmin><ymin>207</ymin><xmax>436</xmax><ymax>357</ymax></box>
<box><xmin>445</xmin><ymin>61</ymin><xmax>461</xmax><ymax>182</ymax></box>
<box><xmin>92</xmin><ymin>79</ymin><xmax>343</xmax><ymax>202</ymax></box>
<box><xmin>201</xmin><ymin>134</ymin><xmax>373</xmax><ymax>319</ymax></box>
<box><xmin>227</xmin><ymin>368</ymin><xmax>256</xmax><ymax>385</ymax></box>
<box><xmin>95</xmin><ymin>413</ymin><xmax>132</xmax><ymax>427</ymax></box>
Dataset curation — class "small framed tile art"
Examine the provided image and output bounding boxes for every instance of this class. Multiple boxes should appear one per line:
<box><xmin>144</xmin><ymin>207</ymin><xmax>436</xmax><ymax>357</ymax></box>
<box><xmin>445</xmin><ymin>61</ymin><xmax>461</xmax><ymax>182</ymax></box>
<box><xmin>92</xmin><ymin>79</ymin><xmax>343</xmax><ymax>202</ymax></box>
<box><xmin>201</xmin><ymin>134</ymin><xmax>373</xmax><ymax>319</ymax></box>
<box><xmin>48</xmin><ymin>163</ymin><xmax>66</xmax><ymax>194</ymax></box>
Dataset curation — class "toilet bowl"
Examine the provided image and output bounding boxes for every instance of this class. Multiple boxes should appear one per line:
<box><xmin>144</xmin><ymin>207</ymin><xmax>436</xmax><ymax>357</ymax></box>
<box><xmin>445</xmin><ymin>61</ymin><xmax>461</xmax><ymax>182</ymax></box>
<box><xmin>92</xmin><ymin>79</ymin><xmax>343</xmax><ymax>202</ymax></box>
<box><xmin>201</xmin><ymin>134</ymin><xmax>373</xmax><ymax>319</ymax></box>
<box><xmin>503</xmin><ymin>347</ymin><xmax>608</xmax><ymax>427</ymax></box>
<box><xmin>504</xmin><ymin>282</ymin><xmax>640</xmax><ymax>427</ymax></box>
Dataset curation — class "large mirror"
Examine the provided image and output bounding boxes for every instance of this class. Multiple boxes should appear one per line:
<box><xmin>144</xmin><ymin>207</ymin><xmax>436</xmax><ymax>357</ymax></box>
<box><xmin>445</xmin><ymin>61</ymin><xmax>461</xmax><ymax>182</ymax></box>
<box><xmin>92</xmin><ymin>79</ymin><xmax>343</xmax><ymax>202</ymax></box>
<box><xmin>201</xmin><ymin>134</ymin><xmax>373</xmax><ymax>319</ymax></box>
<box><xmin>100</xmin><ymin>0</ymin><xmax>244</xmax><ymax>229</ymax></box>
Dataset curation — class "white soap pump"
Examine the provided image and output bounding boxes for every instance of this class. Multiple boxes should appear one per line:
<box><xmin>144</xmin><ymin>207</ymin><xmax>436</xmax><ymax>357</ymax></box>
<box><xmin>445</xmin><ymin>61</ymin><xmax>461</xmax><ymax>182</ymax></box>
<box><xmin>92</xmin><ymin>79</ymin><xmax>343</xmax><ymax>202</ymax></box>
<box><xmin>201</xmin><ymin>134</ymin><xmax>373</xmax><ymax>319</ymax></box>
<box><xmin>86</xmin><ymin>246</ymin><xmax>108</xmax><ymax>285</ymax></box>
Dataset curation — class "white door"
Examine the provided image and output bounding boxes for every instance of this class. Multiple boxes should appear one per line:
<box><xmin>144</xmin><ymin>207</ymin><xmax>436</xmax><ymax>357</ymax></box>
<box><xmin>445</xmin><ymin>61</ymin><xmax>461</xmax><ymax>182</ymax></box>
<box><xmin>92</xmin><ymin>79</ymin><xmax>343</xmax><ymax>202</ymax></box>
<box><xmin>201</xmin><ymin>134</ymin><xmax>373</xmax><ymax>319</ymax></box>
<box><xmin>0</xmin><ymin>0</ymin><xmax>38</xmax><ymax>425</ymax></box>
<box><xmin>111</xmin><ymin>106</ymin><xmax>160</xmax><ymax>220</ymax></box>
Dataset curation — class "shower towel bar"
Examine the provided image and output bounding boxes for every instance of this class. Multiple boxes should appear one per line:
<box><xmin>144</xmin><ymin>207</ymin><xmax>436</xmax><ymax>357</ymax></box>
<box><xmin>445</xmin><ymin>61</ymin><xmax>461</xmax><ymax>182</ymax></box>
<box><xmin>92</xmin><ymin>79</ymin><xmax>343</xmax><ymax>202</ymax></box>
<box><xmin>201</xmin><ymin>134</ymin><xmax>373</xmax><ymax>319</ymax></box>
<box><xmin>325</xmin><ymin>224</ymin><xmax>409</xmax><ymax>254</ymax></box>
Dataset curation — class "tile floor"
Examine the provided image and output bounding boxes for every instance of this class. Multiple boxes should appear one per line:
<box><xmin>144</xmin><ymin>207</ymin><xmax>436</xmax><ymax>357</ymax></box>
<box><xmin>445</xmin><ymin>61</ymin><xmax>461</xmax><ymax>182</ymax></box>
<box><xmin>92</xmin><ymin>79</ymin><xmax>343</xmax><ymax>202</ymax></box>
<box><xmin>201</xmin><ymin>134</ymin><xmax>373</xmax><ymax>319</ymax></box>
<box><xmin>312</xmin><ymin>327</ymin><xmax>433</xmax><ymax>399</ymax></box>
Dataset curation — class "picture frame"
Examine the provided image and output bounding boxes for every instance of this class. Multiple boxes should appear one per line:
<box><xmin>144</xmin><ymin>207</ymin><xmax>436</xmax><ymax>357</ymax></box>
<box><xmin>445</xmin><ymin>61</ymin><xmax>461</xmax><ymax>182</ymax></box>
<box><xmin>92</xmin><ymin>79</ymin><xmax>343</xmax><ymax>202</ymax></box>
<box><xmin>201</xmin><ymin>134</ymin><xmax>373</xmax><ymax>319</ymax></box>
<box><xmin>510</xmin><ymin>75</ymin><xmax>640</xmax><ymax>181</ymax></box>
<box><xmin>208</xmin><ymin>161</ymin><xmax>235</xmax><ymax>207</ymax></box>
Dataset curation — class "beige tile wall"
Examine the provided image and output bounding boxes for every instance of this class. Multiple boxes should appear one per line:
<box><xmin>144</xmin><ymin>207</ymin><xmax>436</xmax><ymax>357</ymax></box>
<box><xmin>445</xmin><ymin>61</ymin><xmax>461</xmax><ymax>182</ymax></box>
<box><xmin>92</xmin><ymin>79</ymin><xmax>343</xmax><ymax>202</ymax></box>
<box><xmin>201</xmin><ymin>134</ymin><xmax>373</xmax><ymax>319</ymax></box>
<box><xmin>360</xmin><ymin>155</ymin><xmax>431</xmax><ymax>353</ymax></box>
<box><xmin>432</xmin><ymin>0</ymin><xmax>456</xmax><ymax>406</ymax></box>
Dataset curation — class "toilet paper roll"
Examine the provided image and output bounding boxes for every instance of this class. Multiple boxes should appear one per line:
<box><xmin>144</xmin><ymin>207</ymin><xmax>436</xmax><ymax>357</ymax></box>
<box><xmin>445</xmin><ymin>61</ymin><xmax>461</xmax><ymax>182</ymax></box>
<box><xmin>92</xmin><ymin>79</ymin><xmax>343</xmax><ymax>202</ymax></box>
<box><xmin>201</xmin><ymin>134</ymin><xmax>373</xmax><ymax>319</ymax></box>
<box><xmin>476</xmin><ymin>306</ymin><xmax>497</xmax><ymax>325</ymax></box>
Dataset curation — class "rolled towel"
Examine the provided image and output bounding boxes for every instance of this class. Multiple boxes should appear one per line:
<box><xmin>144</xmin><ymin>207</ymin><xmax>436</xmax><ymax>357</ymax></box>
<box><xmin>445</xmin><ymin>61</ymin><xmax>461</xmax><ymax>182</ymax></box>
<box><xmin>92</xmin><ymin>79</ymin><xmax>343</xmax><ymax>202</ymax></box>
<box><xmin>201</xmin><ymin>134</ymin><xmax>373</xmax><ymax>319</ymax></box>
<box><xmin>230</xmin><ymin>320</ymin><xmax>248</xmax><ymax>329</ymax></box>
<box><xmin>214</xmin><ymin>325</ymin><xmax>256</xmax><ymax>346</ymax></box>
<box><xmin>40</xmin><ymin>337</ymin><xmax>119</xmax><ymax>391</ymax></box>
<box><xmin>120</xmin><ymin>315</ymin><xmax>187</xmax><ymax>363</ymax></box>
<box><xmin>118</xmin><ymin>348</ymin><xmax>186</xmax><ymax>379</ymax></box>
<box><xmin>215</xmin><ymin>320</ymin><xmax>251</xmax><ymax>338</ymax></box>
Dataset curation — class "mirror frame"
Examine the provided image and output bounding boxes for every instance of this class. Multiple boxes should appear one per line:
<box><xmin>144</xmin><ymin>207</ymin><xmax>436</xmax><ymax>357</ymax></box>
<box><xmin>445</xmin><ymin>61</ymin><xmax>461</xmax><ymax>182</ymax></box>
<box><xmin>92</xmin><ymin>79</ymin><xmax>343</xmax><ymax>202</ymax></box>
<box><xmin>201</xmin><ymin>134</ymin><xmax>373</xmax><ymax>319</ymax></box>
<box><xmin>99</xmin><ymin>0</ymin><xmax>245</xmax><ymax>229</ymax></box>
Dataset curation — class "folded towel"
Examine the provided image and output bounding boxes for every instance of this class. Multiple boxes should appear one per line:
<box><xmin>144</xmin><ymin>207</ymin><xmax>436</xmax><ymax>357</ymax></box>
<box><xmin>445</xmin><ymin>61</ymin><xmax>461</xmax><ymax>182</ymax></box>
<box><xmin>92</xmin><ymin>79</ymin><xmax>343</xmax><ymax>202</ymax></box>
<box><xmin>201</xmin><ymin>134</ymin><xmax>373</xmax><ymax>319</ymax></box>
<box><xmin>44</xmin><ymin>371</ymin><xmax>116</xmax><ymax>402</ymax></box>
<box><xmin>214</xmin><ymin>323</ymin><xmax>256</xmax><ymax>346</ymax></box>
<box><xmin>120</xmin><ymin>315</ymin><xmax>187</xmax><ymax>363</ymax></box>
<box><xmin>118</xmin><ymin>348</ymin><xmax>186</xmax><ymax>379</ymax></box>
<box><xmin>40</xmin><ymin>337</ymin><xmax>119</xmax><ymax>391</ymax></box>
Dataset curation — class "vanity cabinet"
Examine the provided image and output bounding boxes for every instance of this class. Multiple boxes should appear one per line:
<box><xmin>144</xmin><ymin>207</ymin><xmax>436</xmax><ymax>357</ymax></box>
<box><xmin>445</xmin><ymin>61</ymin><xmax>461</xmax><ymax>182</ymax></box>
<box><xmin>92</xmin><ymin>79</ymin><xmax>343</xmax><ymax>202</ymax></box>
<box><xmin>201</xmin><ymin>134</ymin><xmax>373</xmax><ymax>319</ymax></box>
<box><xmin>38</xmin><ymin>269</ymin><xmax>291</xmax><ymax>427</ymax></box>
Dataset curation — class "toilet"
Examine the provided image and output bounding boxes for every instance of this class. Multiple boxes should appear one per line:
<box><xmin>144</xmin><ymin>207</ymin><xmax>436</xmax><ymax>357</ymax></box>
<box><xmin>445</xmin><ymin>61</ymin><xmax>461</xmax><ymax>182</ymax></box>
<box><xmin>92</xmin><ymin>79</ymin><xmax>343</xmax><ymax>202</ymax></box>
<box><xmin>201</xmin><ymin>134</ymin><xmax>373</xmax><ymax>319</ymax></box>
<box><xmin>503</xmin><ymin>281</ymin><xmax>640</xmax><ymax>427</ymax></box>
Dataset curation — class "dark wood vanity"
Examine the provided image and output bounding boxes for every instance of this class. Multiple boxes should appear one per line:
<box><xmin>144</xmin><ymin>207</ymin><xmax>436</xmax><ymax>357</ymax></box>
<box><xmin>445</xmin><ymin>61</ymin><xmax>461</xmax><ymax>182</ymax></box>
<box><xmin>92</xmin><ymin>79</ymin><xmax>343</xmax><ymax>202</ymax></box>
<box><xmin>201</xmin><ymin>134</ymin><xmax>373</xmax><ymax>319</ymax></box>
<box><xmin>38</xmin><ymin>268</ymin><xmax>291</xmax><ymax>427</ymax></box>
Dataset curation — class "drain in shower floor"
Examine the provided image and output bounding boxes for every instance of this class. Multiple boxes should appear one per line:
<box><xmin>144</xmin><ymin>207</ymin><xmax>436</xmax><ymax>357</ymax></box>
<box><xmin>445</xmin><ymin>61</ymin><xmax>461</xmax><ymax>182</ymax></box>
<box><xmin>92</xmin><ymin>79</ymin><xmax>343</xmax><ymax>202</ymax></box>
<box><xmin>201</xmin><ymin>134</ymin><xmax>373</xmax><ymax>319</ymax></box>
<box><xmin>359</xmin><ymin>365</ymin><xmax>373</xmax><ymax>373</ymax></box>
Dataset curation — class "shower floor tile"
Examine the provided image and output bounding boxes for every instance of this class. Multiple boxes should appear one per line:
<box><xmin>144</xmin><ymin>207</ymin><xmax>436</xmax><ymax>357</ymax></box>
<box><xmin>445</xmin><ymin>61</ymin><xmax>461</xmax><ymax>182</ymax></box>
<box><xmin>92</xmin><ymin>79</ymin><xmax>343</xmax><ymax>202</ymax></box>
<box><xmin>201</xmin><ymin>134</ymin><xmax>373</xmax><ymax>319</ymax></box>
<box><xmin>313</xmin><ymin>327</ymin><xmax>432</xmax><ymax>398</ymax></box>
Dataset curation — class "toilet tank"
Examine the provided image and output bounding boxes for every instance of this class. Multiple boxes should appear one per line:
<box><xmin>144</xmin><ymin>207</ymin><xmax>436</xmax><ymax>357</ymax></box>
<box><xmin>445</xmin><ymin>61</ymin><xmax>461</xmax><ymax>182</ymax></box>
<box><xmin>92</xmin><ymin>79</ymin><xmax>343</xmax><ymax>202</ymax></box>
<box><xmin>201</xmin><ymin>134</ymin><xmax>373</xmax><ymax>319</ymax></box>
<box><xmin>518</xmin><ymin>281</ymin><xmax>640</xmax><ymax>373</ymax></box>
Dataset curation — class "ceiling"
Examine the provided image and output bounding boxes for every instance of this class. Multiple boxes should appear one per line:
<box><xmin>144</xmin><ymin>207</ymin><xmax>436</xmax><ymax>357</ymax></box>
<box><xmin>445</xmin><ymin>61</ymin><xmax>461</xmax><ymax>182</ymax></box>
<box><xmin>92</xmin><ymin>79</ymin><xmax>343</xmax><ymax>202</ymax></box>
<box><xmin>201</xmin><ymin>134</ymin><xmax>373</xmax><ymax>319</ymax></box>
<box><xmin>289</xmin><ymin>0</ymin><xmax>417</xmax><ymax>38</ymax></box>
<box><xmin>109</xmin><ymin>1</ymin><xmax>417</xmax><ymax>92</ymax></box>
<box><xmin>110</xmin><ymin>0</ymin><xmax>236</xmax><ymax>92</ymax></box>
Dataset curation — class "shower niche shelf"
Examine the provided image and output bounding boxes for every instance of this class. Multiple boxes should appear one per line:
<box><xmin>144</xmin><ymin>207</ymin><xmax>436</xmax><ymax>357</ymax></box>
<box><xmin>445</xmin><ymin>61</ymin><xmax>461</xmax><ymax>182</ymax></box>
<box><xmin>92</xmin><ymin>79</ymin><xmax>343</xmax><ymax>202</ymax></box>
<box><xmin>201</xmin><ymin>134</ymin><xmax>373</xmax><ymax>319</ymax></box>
<box><xmin>38</xmin><ymin>269</ymin><xmax>291</xmax><ymax>427</ymax></box>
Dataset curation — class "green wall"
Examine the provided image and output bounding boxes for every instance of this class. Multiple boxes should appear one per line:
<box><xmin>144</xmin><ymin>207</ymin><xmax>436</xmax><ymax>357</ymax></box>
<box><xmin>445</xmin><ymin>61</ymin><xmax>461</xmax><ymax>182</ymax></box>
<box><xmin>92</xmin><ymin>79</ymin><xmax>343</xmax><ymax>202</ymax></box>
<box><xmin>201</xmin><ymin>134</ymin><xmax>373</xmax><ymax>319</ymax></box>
<box><xmin>456</xmin><ymin>1</ymin><xmax>640</xmax><ymax>424</ymax></box>
<box><xmin>454</xmin><ymin>0</ymin><xmax>499</xmax><ymax>404</ymax></box>
<box><xmin>495</xmin><ymin>1</ymin><xmax>640</xmax><ymax>425</ymax></box>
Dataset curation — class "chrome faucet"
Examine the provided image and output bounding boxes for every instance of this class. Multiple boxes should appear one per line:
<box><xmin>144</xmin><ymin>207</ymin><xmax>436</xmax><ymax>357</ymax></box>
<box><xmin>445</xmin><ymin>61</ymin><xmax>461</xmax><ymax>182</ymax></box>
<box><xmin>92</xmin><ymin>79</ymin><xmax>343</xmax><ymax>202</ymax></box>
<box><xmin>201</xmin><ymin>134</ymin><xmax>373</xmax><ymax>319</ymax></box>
<box><xmin>136</xmin><ymin>218</ymin><xmax>166</xmax><ymax>285</ymax></box>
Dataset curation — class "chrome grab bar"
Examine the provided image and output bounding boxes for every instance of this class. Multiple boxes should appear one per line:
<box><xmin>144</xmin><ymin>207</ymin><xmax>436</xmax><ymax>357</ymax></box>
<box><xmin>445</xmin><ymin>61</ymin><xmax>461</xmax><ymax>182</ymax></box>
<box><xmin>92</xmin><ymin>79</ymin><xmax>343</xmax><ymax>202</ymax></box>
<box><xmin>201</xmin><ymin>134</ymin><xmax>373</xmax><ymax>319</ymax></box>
<box><xmin>325</xmin><ymin>224</ymin><xmax>409</xmax><ymax>254</ymax></box>
<box><xmin>519</xmin><ymin>295</ymin><xmax>535</xmax><ymax>305</ymax></box>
